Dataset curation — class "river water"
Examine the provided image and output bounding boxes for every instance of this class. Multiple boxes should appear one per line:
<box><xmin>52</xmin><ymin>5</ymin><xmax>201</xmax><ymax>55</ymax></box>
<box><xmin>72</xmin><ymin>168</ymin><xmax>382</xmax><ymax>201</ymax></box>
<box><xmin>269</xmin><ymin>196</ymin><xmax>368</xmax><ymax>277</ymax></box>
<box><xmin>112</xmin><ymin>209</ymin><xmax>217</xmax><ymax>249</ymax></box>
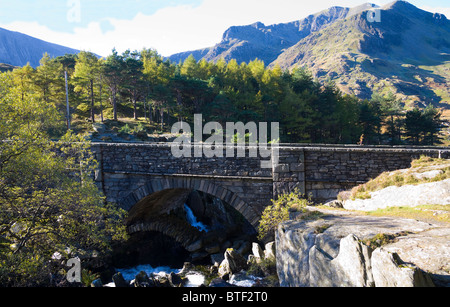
<box><xmin>104</xmin><ymin>263</ymin><xmax>260</xmax><ymax>287</ymax></box>
<box><xmin>105</xmin><ymin>204</ymin><xmax>258</xmax><ymax>287</ymax></box>
<box><xmin>184</xmin><ymin>204</ymin><xmax>209</xmax><ymax>233</ymax></box>
<box><xmin>104</xmin><ymin>264</ymin><xmax>205</xmax><ymax>287</ymax></box>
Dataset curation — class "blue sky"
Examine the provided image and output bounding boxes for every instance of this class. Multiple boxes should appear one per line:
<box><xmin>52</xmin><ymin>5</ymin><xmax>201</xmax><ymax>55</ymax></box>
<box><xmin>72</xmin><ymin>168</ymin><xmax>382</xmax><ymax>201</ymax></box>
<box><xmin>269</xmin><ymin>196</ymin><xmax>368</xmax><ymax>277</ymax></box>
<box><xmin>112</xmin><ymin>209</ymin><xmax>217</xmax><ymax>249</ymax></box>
<box><xmin>0</xmin><ymin>0</ymin><xmax>203</xmax><ymax>33</ymax></box>
<box><xmin>0</xmin><ymin>0</ymin><xmax>448</xmax><ymax>57</ymax></box>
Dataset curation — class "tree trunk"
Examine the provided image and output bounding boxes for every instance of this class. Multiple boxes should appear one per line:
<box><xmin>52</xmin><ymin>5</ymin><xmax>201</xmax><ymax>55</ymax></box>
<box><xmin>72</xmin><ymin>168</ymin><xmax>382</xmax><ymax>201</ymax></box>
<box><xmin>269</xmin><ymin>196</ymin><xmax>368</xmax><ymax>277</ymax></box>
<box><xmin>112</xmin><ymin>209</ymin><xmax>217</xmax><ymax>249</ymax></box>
<box><xmin>99</xmin><ymin>83</ymin><xmax>104</xmax><ymax>122</ymax></box>
<box><xmin>113</xmin><ymin>87</ymin><xmax>118</xmax><ymax>121</ymax></box>
<box><xmin>90</xmin><ymin>79</ymin><xmax>95</xmax><ymax>123</ymax></box>
<box><xmin>149</xmin><ymin>104</ymin><xmax>153</xmax><ymax>123</ymax></box>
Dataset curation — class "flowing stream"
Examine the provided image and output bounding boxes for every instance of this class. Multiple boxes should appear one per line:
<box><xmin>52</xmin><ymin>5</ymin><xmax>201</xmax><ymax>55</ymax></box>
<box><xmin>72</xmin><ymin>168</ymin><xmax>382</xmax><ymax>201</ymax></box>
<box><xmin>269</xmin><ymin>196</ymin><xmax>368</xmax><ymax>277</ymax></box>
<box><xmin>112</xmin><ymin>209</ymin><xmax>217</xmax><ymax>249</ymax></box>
<box><xmin>104</xmin><ymin>264</ymin><xmax>205</xmax><ymax>287</ymax></box>
<box><xmin>184</xmin><ymin>204</ymin><xmax>209</xmax><ymax>232</ymax></box>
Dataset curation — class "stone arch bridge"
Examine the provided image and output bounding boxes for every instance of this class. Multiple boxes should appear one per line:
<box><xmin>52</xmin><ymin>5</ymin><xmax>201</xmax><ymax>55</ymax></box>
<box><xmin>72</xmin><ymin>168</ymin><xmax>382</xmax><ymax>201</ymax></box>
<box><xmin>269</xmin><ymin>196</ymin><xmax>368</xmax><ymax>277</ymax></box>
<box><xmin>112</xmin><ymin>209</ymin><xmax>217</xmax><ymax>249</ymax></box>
<box><xmin>91</xmin><ymin>143</ymin><xmax>449</xmax><ymax>229</ymax></box>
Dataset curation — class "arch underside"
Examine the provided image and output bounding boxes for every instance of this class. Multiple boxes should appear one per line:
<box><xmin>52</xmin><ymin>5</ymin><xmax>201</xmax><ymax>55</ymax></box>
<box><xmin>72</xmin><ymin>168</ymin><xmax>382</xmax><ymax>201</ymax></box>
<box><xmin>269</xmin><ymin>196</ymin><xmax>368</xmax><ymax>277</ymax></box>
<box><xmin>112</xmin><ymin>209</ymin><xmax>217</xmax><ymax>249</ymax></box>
<box><xmin>120</xmin><ymin>176</ymin><xmax>261</xmax><ymax>229</ymax></box>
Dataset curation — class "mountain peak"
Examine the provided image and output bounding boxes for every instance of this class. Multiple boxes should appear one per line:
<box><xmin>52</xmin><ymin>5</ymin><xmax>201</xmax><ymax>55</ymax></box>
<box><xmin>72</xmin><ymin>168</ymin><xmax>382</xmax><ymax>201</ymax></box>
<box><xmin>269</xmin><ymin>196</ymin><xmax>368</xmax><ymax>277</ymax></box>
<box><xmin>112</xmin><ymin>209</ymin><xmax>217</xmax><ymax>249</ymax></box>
<box><xmin>382</xmin><ymin>0</ymin><xmax>417</xmax><ymax>10</ymax></box>
<box><xmin>347</xmin><ymin>3</ymin><xmax>379</xmax><ymax>17</ymax></box>
<box><xmin>250</xmin><ymin>21</ymin><xmax>266</xmax><ymax>29</ymax></box>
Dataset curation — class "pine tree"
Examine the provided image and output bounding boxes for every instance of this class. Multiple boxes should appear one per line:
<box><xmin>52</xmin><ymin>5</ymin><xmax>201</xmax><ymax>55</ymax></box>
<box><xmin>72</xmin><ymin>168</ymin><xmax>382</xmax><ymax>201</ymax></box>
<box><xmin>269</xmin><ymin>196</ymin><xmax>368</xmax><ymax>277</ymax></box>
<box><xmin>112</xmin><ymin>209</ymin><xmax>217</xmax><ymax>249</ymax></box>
<box><xmin>102</xmin><ymin>49</ymin><xmax>125</xmax><ymax>121</ymax></box>
<box><xmin>73</xmin><ymin>51</ymin><xmax>101</xmax><ymax>123</ymax></box>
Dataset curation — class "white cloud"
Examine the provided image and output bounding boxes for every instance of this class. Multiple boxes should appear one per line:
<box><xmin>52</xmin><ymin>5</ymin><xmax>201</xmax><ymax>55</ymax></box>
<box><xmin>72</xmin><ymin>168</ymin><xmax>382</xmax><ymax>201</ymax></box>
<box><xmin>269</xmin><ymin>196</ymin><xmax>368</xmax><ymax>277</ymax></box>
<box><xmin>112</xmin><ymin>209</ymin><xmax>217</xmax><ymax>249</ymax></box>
<box><xmin>419</xmin><ymin>5</ymin><xmax>450</xmax><ymax>18</ymax></box>
<box><xmin>0</xmin><ymin>0</ymin><xmax>449</xmax><ymax>58</ymax></box>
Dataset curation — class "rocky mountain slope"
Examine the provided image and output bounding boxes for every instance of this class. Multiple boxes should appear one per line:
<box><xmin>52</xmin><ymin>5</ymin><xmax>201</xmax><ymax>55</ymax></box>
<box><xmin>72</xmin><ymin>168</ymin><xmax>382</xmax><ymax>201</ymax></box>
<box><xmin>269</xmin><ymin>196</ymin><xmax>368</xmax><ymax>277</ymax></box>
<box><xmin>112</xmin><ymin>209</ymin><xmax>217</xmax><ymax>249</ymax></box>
<box><xmin>272</xmin><ymin>1</ymin><xmax>450</xmax><ymax>106</ymax></box>
<box><xmin>0</xmin><ymin>27</ymin><xmax>79</xmax><ymax>67</ymax></box>
<box><xmin>169</xmin><ymin>3</ymin><xmax>376</xmax><ymax>66</ymax></box>
<box><xmin>170</xmin><ymin>1</ymin><xmax>450</xmax><ymax>109</ymax></box>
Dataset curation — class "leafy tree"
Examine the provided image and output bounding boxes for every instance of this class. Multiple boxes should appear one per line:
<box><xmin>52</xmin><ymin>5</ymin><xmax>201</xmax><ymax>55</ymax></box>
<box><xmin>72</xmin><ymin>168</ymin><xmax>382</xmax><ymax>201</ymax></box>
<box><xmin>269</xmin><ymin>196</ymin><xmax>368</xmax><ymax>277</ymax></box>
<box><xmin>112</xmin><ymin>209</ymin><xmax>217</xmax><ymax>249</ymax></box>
<box><xmin>121</xmin><ymin>50</ymin><xmax>145</xmax><ymax>120</ymax></box>
<box><xmin>405</xmin><ymin>106</ymin><xmax>444</xmax><ymax>145</ymax></box>
<box><xmin>358</xmin><ymin>99</ymin><xmax>383</xmax><ymax>145</ymax></box>
<box><xmin>33</xmin><ymin>53</ymin><xmax>65</xmax><ymax>105</ymax></box>
<box><xmin>11</xmin><ymin>64</ymin><xmax>35</xmax><ymax>101</ymax></box>
<box><xmin>421</xmin><ymin>105</ymin><xmax>444</xmax><ymax>145</ymax></box>
<box><xmin>72</xmin><ymin>51</ymin><xmax>101</xmax><ymax>123</ymax></box>
<box><xmin>180</xmin><ymin>54</ymin><xmax>199</xmax><ymax>78</ymax></box>
<box><xmin>0</xmin><ymin>75</ymin><xmax>127</xmax><ymax>286</ymax></box>
<box><xmin>102</xmin><ymin>49</ymin><xmax>125</xmax><ymax>121</ymax></box>
<box><xmin>372</xmin><ymin>92</ymin><xmax>403</xmax><ymax>145</ymax></box>
<box><xmin>335</xmin><ymin>94</ymin><xmax>362</xmax><ymax>144</ymax></box>
<box><xmin>404</xmin><ymin>108</ymin><xmax>424</xmax><ymax>144</ymax></box>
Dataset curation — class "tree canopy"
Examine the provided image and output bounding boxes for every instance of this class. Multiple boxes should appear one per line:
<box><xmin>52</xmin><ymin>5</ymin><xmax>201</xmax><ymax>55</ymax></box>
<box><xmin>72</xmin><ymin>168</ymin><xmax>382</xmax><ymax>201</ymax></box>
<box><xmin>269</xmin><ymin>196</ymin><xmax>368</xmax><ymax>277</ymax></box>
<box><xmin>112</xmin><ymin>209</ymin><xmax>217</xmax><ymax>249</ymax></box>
<box><xmin>0</xmin><ymin>72</ymin><xmax>127</xmax><ymax>286</ymax></box>
<box><xmin>3</xmin><ymin>49</ymin><xmax>448</xmax><ymax>146</ymax></box>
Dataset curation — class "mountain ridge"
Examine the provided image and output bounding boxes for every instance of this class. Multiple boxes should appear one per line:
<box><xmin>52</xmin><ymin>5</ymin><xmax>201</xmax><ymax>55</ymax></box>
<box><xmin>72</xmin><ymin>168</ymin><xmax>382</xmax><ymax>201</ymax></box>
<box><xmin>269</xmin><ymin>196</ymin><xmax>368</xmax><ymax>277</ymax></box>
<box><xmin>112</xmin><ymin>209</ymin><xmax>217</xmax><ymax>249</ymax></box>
<box><xmin>0</xmin><ymin>27</ymin><xmax>80</xmax><ymax>68</ymax></box>
<box><xmin>169</xmin><ymin>1</ymin><xmax>450</xmax><ymax>109</ymax></box>
<box><xmin>169</xmin><ymin>5</ymin><xmax>355</xmax><ymax>65</ymax></box>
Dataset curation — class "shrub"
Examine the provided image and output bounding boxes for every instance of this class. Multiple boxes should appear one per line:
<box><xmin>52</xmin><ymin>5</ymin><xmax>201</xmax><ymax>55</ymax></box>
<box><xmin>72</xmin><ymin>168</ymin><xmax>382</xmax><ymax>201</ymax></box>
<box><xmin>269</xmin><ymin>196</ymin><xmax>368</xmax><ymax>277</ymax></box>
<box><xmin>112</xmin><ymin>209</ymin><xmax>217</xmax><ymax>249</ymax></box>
<box><xmin>118</xmin><ymin>124</ymin><xmax>132</xmax><ymax>135</ymax></box>
<box><xmin>258</xmin><ymin>190</ymin><xmax>312</xmax><ymax>240</ymax></box>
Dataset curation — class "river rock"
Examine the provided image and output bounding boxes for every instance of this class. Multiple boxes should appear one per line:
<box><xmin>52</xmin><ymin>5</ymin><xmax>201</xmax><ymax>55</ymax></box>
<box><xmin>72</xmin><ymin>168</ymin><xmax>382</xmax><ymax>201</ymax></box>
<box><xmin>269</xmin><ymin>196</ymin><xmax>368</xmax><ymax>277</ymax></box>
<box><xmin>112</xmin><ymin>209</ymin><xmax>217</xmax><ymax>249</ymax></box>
<box><xmin>186</xmin><ymin>239</ymin><xmax>203</xmax><ymax>252</ymax></box>
<box><xmin>211</xmin><ymin>253</ymin><xmax>225</xmax><ymax>267</ymax></box>
<box><xmin>209</xmin><ymin>278</ymin><xmax>236</xmax><ymax>287</ymax></box>
<box><xmin>264</xmin><ymin>242</ymin><xmax>276</xmax><ymax>260</ymax></box>
<box><xmin>204</xmin><ymin>243</ymin><xmax>221</xmax><ymax>254</ymax></box>
<box><xmin>112</xmin><ymin>272</ymin><xmax>129</xmax><ymax>288</ymax></box>
<box><xmin>169</xmin><ymin>272</ymin><xmax>185</xmax><ymax>287</ymax></box>
<box><xmin>91</xmin><ymin>279</ymin><xmax>103</xmax><ymax>288</ymax></box>
<box><xmin>276</xmin><ymin>208</ymin><xmax>447</xmax><ymax>287</ymax></box>
<box><xmin>191</xmin><ymin>251</ymin><xmax>209</xmax><ymax>262</ymax></box>
<box><xmin>134</xmin><ymin>271</ymin><xmax>155</xmax><ymax>287</ymax></box>
<box><xmin>252</xmin><ymin>242</ymin><xmax>264</xmax><ymax>261</ymax></box>
<box><xmin>236</xmin><ymin>241</ymin><xmax>252</xmax><ymax>256</ymax></box>
<box><xmin>218</xmin><ymin>248</ymin><xmax>248</xmax><ymax>277</ymax></box>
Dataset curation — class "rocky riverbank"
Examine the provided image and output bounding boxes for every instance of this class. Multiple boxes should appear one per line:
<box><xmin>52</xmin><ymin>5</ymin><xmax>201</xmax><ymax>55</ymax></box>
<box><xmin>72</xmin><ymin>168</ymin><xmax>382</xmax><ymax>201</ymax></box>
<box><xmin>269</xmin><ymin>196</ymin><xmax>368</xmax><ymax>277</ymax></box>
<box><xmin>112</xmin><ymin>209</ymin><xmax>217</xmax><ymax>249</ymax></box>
<box><xmin>92</xmin><ymin>241</ymin><xmax>278</xmax><ymax>288</ymax></box>
<box><xmin>276</xmin><ymin>158</ymin><xmax>450</xmax><ymax>287</ymax></box>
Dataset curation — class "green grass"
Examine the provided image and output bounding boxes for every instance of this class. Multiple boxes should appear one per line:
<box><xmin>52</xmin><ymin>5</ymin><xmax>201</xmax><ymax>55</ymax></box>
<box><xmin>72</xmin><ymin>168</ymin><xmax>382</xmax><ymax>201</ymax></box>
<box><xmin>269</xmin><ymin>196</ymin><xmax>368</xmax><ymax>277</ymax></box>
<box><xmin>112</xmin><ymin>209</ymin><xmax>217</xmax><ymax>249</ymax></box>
<box><xmin>364</xmin><ymin>205</ymin><xmax>450</xmax><ymax>225</ymax></box>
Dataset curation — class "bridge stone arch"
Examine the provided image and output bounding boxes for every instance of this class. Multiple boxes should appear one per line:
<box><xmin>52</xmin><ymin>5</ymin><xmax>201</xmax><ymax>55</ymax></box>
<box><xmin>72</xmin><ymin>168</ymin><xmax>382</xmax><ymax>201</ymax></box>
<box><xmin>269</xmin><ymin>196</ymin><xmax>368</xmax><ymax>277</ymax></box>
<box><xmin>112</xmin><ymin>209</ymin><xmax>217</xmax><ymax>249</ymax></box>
<box><xmin>119</xmin><ymin>176</ymin><xmax>262</xmax><ymax>229</ymax></box>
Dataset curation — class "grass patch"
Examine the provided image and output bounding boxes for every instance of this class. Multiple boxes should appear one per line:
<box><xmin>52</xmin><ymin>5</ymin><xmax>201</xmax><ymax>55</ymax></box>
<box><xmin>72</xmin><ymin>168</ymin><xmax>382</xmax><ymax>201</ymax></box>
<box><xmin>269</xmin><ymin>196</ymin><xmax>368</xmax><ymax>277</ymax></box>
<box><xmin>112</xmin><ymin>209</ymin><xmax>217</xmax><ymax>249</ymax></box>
<box><xmin>362</xmin><ymin>232</ymin><xmax>414</xmax><ymax>250</ymax></box>
<box><xmin>343</xmin><ymin>156</ymin><xmax>450</xmax><ymax>200</ymax></box>
<box><xmin>364</xmin><ymin>205</ymin><xmax>450</xmax><ymax>225</ymax></box>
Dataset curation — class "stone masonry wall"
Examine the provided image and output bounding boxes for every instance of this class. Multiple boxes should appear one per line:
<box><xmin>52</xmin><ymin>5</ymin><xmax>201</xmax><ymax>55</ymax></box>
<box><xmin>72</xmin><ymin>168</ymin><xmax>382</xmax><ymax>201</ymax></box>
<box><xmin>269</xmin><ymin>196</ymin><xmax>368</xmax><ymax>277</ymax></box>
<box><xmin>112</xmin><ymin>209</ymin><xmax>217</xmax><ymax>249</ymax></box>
<box><xmin>274</xmin><ymin>145</ymin><xmax>449</xmax><ymax>202</ymax></box>
<box><xmin>91</xmin><ymin>142</ymin><xmax>449</xmax><ymax>224</ymax></box>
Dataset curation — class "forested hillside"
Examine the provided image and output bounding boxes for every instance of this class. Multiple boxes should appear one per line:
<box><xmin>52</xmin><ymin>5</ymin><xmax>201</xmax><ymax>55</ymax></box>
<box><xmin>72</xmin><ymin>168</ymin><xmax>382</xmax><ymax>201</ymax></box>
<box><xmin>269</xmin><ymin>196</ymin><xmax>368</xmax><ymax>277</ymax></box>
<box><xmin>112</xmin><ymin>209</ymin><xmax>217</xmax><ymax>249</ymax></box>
<box><xmin>2</xmin><ymin>49</ymin><xmax>447</xmax><ymax>145</ymax></box>
<box><xmin>170</xmin><ymin>1</ymin><xmax>450</xmax><ymax>112</ymax></box>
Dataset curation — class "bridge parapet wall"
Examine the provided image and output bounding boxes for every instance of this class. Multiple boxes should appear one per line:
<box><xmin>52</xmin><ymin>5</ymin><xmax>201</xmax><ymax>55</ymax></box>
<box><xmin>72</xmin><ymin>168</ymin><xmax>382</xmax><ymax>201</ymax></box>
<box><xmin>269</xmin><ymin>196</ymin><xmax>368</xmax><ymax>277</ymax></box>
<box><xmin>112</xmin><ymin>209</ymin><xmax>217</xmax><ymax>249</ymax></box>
<box><xmin>93</xmin><ymin>143</ymin><xmax>271</xmax><ymax>178</ymax></box>
<box><xmin>275</xmin><ymin>145</ymin><xmax>449</xmax><ymax>202</ymax></box>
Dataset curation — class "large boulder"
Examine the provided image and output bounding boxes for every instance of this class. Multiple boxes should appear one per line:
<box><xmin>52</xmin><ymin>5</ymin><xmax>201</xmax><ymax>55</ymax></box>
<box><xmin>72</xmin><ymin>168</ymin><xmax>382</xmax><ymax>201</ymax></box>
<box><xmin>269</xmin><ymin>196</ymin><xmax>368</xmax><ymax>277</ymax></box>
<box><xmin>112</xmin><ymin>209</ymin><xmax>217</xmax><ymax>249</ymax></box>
<box><xmin>134</xmin><ymin>271</ymin><xmax>156</xmax><ymax>287</ymax></box>
<box><xmin>276</xmin><ymin>208</ymin><xmax>449</xmax><ymax>287</ymax></box>
<box><xmin>371</xmin><ymin>248</ymin><xmax>434</xmax><ymax>287</ymax></box>
<box><xmin>264</xmin><ymin>242</ymin><xmax>276</xmax><ymax>260</ymax></box>
<box><xmin>252</xmin><ymin>242</ymin><xmax>264</xmax><ymax>262</ymax></box>
<box><xmin>218</xmin><ymin>248</ymin><xmax>248</xmax><ymax>277</ymax></box>
<box><xmin>112</xmin><ymin>272</ymin><xmax>129</xmax><ymax>288</ymax></box>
